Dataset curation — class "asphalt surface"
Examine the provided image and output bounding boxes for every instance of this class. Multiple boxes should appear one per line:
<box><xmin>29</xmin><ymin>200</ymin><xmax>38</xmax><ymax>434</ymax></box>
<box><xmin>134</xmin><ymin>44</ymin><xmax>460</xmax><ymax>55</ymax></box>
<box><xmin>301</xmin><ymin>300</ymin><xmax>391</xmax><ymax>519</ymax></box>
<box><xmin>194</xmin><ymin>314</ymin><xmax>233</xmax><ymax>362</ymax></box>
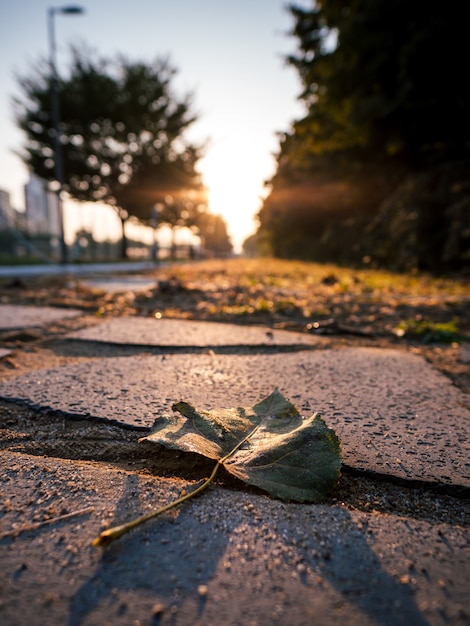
<box><xmin>0</xmin><ymin>303</ymin><xmax>469</xmax><ymax>626</ymax></box>
<box><xmin>0</xmin><ymin>261</ymin><xmax>158</xmax><ymax>278</ymax></box>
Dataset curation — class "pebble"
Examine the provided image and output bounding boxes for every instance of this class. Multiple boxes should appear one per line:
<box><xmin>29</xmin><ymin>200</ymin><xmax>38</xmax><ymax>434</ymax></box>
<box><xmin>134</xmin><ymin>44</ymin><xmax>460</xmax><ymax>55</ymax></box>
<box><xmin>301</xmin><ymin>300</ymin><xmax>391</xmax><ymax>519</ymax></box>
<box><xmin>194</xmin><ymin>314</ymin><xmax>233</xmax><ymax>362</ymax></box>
<box><xmin>197</xmin><ymin>584</ymin><xmax>209</xmax><ymax>597</ymax></box>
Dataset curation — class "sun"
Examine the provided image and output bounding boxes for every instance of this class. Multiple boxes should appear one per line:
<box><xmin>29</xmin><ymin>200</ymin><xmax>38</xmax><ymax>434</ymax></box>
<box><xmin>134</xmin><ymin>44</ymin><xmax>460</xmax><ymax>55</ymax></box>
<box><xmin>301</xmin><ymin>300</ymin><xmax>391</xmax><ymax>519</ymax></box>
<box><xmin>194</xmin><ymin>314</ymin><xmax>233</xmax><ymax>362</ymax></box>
<box><xmin>199</xmin><ymin>141</ymin><xmax>270</xmax><ymax>252</ymax></box>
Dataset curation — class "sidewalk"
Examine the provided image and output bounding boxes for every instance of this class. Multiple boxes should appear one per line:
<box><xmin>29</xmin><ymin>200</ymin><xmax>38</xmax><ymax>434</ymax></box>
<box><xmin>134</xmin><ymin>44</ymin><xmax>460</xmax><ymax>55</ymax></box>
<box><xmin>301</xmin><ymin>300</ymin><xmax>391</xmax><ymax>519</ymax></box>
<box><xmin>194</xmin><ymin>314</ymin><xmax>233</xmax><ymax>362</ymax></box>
<box><xmin>0</xmin><ymin>304</ymin><xmax>469</xmax><ymax>625</ymax></box>
<box><xmin>0</xmin><ymin>261</ymin><xmax>158</xmax><ymax>278</ymax></box>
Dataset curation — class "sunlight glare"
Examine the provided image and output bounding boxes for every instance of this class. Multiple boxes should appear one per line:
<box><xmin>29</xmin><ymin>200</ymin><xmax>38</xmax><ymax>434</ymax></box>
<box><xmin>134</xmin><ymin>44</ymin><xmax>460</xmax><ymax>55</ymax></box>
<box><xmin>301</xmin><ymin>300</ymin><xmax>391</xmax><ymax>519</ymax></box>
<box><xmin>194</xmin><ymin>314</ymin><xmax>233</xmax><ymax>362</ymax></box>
<box><xmin>199</xmin><ymin>142</ymin><xmax>271</xmax><ymax>252</ymax></box>
<box><xmin>62</xmin><ymin>142</ymin><xmax>273</xmax><ymax>254</ymax></box>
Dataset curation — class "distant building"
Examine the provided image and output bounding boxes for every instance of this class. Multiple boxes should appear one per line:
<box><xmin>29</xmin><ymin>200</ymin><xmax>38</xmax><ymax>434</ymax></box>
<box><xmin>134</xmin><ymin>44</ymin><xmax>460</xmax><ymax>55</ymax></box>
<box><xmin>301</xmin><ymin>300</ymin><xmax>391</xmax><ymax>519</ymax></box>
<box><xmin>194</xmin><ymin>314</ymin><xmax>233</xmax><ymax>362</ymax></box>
<box><xmin>24</xmin><ymin>172</ymin><xmax>60</xmax><ymax>236</ymax></box>
<box><xmin>14</xmin><ymin>210</ymin><xmax>28</xmax><ymax>233</ymax></box>
<box><xmin>0</xmin><ymin>187</ymin><xmax>29</xmax><ymax>258</ymax></box>
<box><xmin>0</xmin><ymin>188</ymin><xmax>15</xmax><ymax>227</ymax></box>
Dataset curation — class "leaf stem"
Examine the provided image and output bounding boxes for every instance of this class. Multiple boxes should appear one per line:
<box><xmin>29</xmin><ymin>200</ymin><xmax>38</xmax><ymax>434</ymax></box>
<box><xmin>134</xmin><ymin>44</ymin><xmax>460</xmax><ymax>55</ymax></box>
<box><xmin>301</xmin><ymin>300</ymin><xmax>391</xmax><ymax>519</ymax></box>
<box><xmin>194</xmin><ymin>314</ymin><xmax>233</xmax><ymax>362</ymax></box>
<box><xmin>92</xmin><ymin>424</ymin><xmax>261</xmax><ymax>548</ymax></box>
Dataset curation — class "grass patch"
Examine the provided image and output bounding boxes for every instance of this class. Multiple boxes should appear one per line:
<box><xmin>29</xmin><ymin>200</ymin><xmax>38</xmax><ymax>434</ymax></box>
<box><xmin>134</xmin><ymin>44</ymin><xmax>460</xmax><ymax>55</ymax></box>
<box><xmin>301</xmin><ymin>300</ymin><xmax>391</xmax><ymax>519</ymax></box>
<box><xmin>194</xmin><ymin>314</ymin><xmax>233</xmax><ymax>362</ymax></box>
<box><xmin>394</xmin><ymin>318</ymin><xmax>466</xmax><ymax>343</ymax></box>
<box><xmin>155</xmin><ymin>257</ymin><xmax>470</xmax><ymax>300</ymax></box>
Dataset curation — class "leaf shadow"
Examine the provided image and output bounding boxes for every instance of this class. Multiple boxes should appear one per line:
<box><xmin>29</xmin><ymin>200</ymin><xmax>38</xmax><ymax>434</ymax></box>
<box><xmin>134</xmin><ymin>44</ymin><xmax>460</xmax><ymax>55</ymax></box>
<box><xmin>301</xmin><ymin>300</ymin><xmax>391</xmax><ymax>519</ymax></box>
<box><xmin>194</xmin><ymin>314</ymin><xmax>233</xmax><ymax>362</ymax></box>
<box><xmin>67</xmin><ymin>473</ymin><xmax>432</xmax><ymax>626</ymax></box>
<box><xmin>67</xmin><ymin>473</ymin><xmax>230</xmax><ymax>626</ymax></box>
<box><xmin>270</xmin><ymin>505</ymin><xmax>431</xmax><ymax>626</ymax></box>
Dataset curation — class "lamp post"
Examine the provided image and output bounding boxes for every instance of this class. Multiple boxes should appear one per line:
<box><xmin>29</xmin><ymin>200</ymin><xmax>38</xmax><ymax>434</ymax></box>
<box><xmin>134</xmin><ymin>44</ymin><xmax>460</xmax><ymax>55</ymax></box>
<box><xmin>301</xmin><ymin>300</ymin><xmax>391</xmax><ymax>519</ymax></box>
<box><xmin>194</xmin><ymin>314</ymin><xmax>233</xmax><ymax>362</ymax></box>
<box><xmin>48</xmin><ymin>5</ymin><xmax>84</xmax><ymax>264</ymax></box>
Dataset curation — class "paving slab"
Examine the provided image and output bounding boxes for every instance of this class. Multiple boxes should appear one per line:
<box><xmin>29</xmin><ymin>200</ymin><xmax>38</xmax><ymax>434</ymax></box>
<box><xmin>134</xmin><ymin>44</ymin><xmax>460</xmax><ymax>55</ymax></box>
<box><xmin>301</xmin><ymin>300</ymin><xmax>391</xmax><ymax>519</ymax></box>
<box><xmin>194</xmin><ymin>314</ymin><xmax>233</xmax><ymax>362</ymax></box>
<box><xmin>1</xmin><ymin>349</ymin><xmax>468</xmax><ymax>488</ymax></box>
<box><xmin>66</xmin><ymin>317</ymin><xmax>320</xmax><ymax>347</ymax></box>
<box><xmin>0</xmin><ymin>304</ymin><xmax>83</xmax><ymax>330</ymax></box>
<box><xmin>0</xmin><ymin>451</ymin><xmax>468</xmax><ymax>626</ymax></box>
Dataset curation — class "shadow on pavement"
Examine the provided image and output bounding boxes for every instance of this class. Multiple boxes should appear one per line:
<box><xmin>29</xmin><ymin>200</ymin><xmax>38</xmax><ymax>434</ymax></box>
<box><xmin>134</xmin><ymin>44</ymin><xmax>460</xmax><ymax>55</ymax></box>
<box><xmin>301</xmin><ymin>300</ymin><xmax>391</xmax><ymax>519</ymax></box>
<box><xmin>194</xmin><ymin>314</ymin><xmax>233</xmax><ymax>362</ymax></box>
<box><xmin>67</xmin><ymin>478</ymin><xmax>430</xmax><ymax>625</ymax></box>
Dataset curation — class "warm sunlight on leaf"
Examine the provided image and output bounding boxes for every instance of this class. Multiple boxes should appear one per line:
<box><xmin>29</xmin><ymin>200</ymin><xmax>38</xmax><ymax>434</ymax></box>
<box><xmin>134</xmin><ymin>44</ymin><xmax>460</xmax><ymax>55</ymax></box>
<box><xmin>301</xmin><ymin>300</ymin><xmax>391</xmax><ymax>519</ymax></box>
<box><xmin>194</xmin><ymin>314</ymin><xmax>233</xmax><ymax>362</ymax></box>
<box><xmin>93</xmin><ymin>390</ymin><xmax>341</xmax><ymax>547</ymax></box>
<box><xmin>144</xmin><ymin>388</ymin><xmax>342</xmax><ymax>502</ymax></box>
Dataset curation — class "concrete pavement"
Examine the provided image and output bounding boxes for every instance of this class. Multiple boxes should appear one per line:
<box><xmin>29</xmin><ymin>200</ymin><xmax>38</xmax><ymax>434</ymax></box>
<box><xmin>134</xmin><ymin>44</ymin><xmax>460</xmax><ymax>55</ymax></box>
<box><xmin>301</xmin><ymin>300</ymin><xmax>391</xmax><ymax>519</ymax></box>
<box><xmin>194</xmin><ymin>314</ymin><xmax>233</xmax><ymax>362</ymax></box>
<box><xmin>0</xmin><ymin>261</ymin><xmax>158</xmax><ymax>278</ymax></box>
<box><xmin>0</xmin><ymin>304</ymin><xmax>83</xmax><ymax>330</ymax></box>
<box><xmin>0</xmin><ymin>303</ymin><xmax>469</xmax><ymax>625</ymax></box>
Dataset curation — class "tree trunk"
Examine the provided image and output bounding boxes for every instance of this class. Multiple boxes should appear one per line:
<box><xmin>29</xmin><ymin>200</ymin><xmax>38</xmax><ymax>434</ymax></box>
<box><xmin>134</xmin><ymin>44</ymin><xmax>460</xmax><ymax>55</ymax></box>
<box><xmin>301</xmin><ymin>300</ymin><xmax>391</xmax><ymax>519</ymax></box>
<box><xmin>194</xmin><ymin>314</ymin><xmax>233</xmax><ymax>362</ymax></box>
<box><xmin>170</xmin><ymin>226</ymin><xmax>176</xmax><ymax>259</ymax></box>
<box><xmin>120</xmin><ymin>215</ymin><xmax>128</xmax><ymax>259</ymax></box>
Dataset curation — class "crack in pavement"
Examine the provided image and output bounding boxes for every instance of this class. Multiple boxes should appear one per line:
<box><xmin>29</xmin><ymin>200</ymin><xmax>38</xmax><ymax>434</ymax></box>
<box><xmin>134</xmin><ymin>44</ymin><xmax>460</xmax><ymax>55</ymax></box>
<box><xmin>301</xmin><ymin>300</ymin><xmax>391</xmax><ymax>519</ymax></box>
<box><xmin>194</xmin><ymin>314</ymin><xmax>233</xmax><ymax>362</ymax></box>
<box><xmin>1</xmin><ymin>399</ymin><xmax>469</xmax><ymax>532</ymax></box>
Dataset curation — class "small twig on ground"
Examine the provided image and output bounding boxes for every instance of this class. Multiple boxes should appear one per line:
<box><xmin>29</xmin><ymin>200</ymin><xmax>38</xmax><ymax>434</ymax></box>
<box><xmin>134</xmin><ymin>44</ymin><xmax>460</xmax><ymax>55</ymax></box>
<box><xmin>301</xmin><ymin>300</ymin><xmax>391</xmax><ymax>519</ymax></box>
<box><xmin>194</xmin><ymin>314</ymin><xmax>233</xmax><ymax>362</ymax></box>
<box><xmin>0</xmin><ymin>506</ymin><xmax>95</xmax><ymax>540</ymax></box>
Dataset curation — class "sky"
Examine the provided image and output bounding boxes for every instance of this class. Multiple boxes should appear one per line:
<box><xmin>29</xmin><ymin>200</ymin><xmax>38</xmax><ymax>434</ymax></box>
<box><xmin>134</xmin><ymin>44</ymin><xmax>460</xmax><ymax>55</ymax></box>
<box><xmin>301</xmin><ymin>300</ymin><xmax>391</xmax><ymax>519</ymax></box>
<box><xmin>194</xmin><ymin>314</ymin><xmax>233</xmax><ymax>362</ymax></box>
<box><xmin>0</xmin><ymin>0</ymin><xmax>310</xmax><ymax>252</ymax></box>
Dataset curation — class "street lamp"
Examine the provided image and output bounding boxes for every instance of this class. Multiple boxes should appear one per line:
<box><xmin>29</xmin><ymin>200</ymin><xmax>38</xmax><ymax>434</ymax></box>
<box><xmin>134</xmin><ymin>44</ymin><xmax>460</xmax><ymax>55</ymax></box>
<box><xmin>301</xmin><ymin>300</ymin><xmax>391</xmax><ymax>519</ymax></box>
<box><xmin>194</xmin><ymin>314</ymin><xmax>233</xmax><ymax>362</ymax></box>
<box><xmin>151</xmin><ymin>203</ymin><xmax>163</xmax><ymax>262</ymax></box>
<box><xmin>48</xmin><ymin>5</ymin><xmax>84</xmax><ymax>264</ymax></box>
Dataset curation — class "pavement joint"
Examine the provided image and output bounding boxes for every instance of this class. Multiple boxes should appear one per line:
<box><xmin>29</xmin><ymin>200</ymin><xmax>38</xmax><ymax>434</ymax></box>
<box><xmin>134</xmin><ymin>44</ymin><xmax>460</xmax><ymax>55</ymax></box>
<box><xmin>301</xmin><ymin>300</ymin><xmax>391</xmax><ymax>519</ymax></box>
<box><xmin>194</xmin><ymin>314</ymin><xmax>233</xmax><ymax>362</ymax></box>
<box><xmin>0</xmin><ymin>303</ymin><xmax>469</xmax><ymax>625</ymax></box>
<box><xmin>3</xmin><ymin>394</ymin><xmax>469</xmax><ymax>500</ymax></box>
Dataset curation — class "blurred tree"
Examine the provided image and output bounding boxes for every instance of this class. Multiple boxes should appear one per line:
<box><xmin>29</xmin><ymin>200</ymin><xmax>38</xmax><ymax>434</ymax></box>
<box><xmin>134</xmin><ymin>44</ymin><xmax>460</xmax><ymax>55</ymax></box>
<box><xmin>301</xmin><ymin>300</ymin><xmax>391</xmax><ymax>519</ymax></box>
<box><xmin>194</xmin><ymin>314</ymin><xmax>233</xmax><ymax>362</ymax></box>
<box><xmin>257</xmin><ymin>0</ymin><xmax>470</xmax><ymax>269</ymax></box>
<box><xmin>286</xmin><ymin>0</ymin><xmax>470</xmax><ymax>160</ymax></box>
<box><xmin>197</xmin><ymin>212</ymin><xmax>233</xmax><ymax>257</ymax></box>
<box><xmin>152</xmin><ymin>190</ymin><xmax>208</xmax><ymax>255</ymax></box>
<box><xmin>242</xmin><ymin>232</ymin><xmax>259</xmax><ymax>257</ymax></box>
<box><xmin>14</xmin><ymin>45</ymin><xmax>205</xmax><ymax>258</ymax></box>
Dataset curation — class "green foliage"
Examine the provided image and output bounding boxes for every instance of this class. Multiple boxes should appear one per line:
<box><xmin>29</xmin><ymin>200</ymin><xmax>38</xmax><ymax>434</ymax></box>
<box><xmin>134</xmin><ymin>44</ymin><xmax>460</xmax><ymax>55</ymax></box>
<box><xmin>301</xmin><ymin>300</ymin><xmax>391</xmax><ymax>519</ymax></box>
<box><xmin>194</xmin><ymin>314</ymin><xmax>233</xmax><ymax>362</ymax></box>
<box><xmin>395</xmin><ymin>319</ymin><xmax>465</xmax><ymax>344</ymax></box>
<box><xmin>287</xmin><ymin>0</ymin><xmax>470</xmax><ymax>160</ymax></box>
<box><xmin>256</xmin><ymin>1</ymin><xmax>470</xmax><ymax>271</ymax></box>
<box><xmin>365</xmin><ymin>160</ymin><xmax>470</xmax><ymax>272</ymax></box>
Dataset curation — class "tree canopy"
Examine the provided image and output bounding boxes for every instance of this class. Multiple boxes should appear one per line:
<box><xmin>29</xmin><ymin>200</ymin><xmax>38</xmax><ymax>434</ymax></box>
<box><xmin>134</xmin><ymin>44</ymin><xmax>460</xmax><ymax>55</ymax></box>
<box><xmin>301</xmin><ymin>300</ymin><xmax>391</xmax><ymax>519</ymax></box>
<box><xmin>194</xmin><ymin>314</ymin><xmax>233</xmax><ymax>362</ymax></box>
<box><xmin>197</xmin><ymin>212</ymin><xmax>233</xmax><ymax>256</ymax></box>
<box><xmin>256</xmin><ymin>0</ymin><xmax>470</xmax><ymax>270</ymax></box>
<box><xmin>14</xmin><ymin>46</ymin><xmax>206</xmax><ymax>256</ymax></box>
<box><xmin>287</xmin><ymin>0</ymin><xmax>469</xmax><ymax>160</ymax></box>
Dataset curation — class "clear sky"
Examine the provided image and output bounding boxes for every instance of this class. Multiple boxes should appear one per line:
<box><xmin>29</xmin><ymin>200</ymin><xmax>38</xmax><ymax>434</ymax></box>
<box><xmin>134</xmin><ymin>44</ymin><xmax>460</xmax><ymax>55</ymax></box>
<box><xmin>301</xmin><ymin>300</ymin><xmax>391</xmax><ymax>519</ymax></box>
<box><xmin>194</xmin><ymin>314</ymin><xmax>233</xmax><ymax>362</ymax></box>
<box><xmin>0</xmin><ymin>0</ymin><xmax>309</xmax><ymax>251</ymax></box>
